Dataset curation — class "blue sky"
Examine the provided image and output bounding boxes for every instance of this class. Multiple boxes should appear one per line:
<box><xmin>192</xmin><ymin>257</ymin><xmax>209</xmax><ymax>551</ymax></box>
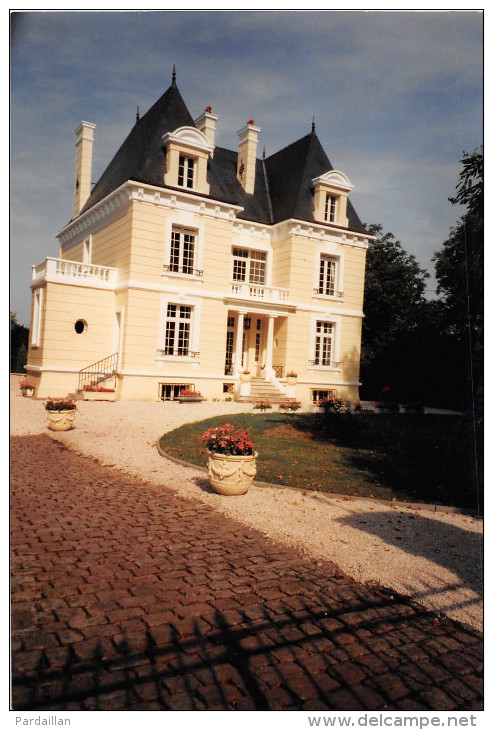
<box><xmin>10</xmin><ymin>10</ymin><xmax>483</xmax><ymax>325</ymax></box>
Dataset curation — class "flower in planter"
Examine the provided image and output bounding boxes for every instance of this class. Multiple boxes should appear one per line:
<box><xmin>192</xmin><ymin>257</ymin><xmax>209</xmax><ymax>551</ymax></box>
<box><xmin>253</xmin><ymin>400</ymin><xmax>272</xmax><ymax>412</ymax></box>
<box><xmin>240</xmin><ymin>370</ymin><xmax>250</xmax><ymax>375</ymax></box>
<box><xmin>286</xmin><ymin>370</ymin><xmax>297</xmax><ymax>378</ymax></box>
<box><xmin>179</xmin><ymin>389</ymin><xmax>202</xmax><ymax>397</ymax></box>
<box><xmin>200</xmin><ymin>423</ymin><xmax>255</xmax><ymax>455</ymax></box>
<box><xmin>45</xmin><ymin>397</ymin><xmax>76</xmax><ymax>411</ymax></box>
<box><xmin>279</xmin><ymin>400</ymin><xmax>301</xmax><ymax>412</ymax></box>
<box><xmin>19</xmin><ymin>380</ymin><xmax>35</xmax><ymax>390</ymax></box>
<box><xmin>84</xmin><ymin>386</ymin><xmax>115</xmax><ymax>392</ymax></box>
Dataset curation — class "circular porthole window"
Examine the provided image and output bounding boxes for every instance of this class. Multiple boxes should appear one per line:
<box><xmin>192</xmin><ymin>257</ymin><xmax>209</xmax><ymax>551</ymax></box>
<box><xmin>74</xmin><ymin>319</ymin><xmax>87</xmax><ymax>334</ymax></box>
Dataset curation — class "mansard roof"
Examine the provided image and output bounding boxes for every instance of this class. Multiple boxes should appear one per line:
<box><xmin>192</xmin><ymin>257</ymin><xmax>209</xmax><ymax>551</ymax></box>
<box><xmin>80</xmin><ymin>81</ymin><xmax>366</xmax><ymax>233</ymax></box>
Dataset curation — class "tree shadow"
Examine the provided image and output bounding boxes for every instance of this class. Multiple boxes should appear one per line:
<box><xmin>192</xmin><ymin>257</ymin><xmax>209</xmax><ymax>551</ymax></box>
<box><xmin>338</xmin><ymin>509</ymin><xmax>483</xmax><ymax>602</ymax></box>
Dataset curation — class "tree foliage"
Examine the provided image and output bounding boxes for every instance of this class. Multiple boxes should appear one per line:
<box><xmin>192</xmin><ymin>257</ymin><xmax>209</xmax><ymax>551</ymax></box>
<box><xmin>10</xmin><ymin>311</ymin><xmax>29</xmax><ymax>373</ymax></box>
<box><xmin>360</xmin><ymin>224</ymin><xmax>430</xmax><ymax>401</ymax></box>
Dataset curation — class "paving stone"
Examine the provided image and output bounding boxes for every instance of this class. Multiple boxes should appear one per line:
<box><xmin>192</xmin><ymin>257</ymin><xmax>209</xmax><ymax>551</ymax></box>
<box><xmin>10</xmin><ymin>434</ymin><xmax>483</xmax><ymax>711</ymax></box>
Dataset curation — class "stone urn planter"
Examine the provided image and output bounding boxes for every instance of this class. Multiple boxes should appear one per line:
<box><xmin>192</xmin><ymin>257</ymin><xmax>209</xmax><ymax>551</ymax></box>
<box><xmin>47</xmin><ymin>409</ymin><xmax>76</xmax><ymax>431</ymax></box>
<box><xmin>45</xmin><ymin>398</ymin><xmax>76</xmax><ymax>431</ymax></box>
<box><xmin>206</xmin><ymin>451</ymin><xmax>258</xmax><ymax>495</ymax></box>
<box><xmin>83</xmin><ymin>390</ymin><xmax>116</xmax><ymax>401</ymax></box>
<box><xmin>200</xmin><ymin>423</ymin><xmax>257</xmax><ymax>496</ymax></box>
<box><xmin>240</xmin><ymin>372</ymin><xmax>251</xmax><ymax>383</ymax></box>
<box><xmin>286</xmin><ymin>376</ymin><xmax>297</xmax><ymax>386</ymax></box>
<box><xmin>177</xmin><ymin>395</ymin><xmax>204</xmax><ymax>403</ymax></box>
<box><xmin>21</xmin><ymin>387</ymin><xmax>34</xmax><ymax>397</ymax></box>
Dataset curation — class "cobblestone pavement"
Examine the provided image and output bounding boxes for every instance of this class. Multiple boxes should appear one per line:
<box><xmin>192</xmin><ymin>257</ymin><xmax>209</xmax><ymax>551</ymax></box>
<box><xmin>11</xmin><ymin>435</ymin><xmax>483</xmax><ymax>711</ymax></box>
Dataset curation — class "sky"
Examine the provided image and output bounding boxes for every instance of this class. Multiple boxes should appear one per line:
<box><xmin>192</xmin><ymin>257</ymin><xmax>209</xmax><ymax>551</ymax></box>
<box><xmin>10</xmin><ymin>9</ymin><xmax>483</xmax><ymax>326</ymax></box>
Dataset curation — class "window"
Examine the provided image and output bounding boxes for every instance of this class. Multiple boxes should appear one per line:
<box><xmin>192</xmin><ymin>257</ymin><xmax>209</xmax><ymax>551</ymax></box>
<box><xmin>224</xmin><ymin>316</ymin><xmax>235</xmax><ymax>375</ymax></box>
<box><xmin>31</xmin><ymin>289</ymin><xmax>43</xmax><ymax>346</ymax></box>
<box><xmin>314</xmin><ymin>321</ymin><xmax>334</xmax><ymax>366</ymax></box>
<box><xmin>168</xmin><ymin>227</ymin><xmax>197</xmax><ymax>275</ymax></box>
<box><xmin>325</xmin><ymin>194</ymin><xmax>338</xmax><ymax>223</ymax></box>
<box><xmin>232</xmin><ymin>247</ymin><xmax>266</xmax><ymax>285</ymax></box>
<box><xmin>318</xmin><ymin>256</ymin><xmax>336</xmax><ymax>296</ymax></box>
<box><xmin>312</xmin><ymin>389</ymin><xmax>337</xmax><ymax>404</ymax></box>
<box><xmin>178</xmin><ymin>155</ymin><xmax>195</xmax><ymax>188</ymax></box>
<box><xmin>164</xmin><ymin>304</ymin><xmax>192</xmax><ymax>356</ymax></box>
<box><xmin>160</xmin><ymin>383</ymin><xmax>193</xmax><ymax>401</ymax></box>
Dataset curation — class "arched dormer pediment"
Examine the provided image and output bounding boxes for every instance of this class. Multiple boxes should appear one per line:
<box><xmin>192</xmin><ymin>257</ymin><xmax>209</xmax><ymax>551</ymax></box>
<box><xmin>311</xmin><ymin>170</ymin><xmax>353</xmax><ymax>193</ymax></box>
<box><xmin>162</xmin><ymin>126</ymin><xmax>214</xmax><ymax>155</ymax></box>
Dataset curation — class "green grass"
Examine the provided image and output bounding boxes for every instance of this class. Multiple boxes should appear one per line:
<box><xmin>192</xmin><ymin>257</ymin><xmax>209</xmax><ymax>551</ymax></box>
<box><xmin>159</xmin><ymin>412</ymin><xmax>480</xmax><ymax>509</ymax></box>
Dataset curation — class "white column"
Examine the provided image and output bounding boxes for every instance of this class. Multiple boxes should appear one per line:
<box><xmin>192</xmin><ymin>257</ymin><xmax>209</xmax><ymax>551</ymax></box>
<box><xmin>265</xmin><ymin>315</ymin><xmax>276</xmax><ymax>379</ymax></box>
<box><xmin>233</xmin><ymin>311</ymin><xmax>246</xmax><ymax>375</ymax></box>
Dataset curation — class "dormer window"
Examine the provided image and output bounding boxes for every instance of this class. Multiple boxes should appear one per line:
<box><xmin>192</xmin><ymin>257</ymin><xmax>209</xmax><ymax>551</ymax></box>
<box><xmin>178</xmin><ymin>155</ymin><xmax>195</xmax><ymax>189</ymax></box>
<box><xmin>325</xmin><ymin>194</ymin><xmax>338</xmax><ymax>223</ymax></box>
<box><xmin>162</xmin><ymin>126</ymin><xmax>213</xmax><ymax>196</ymax></box>
<box><xmin>312</xmin><ymin>170</ymin><xmax>353</xmax><ymax>227</ymax></box>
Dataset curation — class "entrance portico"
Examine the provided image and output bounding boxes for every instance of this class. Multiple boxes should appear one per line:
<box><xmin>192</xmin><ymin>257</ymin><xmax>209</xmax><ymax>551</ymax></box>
<box><xmin>230</xmin><ymin>310</ymin><xmax>279</xmax><ymax>379</ymax></box>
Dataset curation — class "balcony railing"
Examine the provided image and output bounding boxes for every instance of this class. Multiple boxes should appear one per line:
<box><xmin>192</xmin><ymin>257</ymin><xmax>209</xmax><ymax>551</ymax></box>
<box><xmin>230</xmin><ymin>282</ymin><xmax>289</xmax><ymax>302</ymax></box>
<box><xmin>309</xmin><ymin>359</ymin><xmax>341</xmax><ymax>369</ymax></box>
<box><xmin>313</xmin><ymin>288</ymin><xmax>344</xmax><ymax>298</ymax></box>
<box><xmin>163</xmin><ymin>264</ymin><xmax>203</xmax><ymax>277</ymax></box>
<box><xmin>156</xmin><ymin>349</ymin><xmax>200</xmax><ymax>359</ymax></box>
<box><xmin>32</xmin><ymin>257</ymin><xmax>117</xmax><ymax>289</ymax></box>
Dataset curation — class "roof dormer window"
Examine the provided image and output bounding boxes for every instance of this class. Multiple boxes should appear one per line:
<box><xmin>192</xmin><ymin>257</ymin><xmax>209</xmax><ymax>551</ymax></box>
<box><xmin>178</xmin><ymin>155</ymin><xmax>195</xmax><ymax>189</ymax></box>
<box><xmin>312</xmin><ymin>170</ymin><xmax>353</xmax><ymax>227</ymax></box>
<box><xmin>325</xmin><ymin>194</ymin><xmax>338</xmax><ymax>223</ymax></box>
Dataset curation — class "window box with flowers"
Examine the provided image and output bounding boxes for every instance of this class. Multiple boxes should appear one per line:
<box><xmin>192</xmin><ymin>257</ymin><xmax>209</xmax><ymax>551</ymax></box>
<box><xmin>45</xmin><ymin>398</ymin><xmax>77</xmax><ymax>431</ymax></box>
<box><xmin>83</xmin><ymin>386</ymin><xmax>116</xmax><ymax>401</ymax></box>
<box><xmin>176</xmin><ymin>389</ymin><xmax>204</xmax><ymax>403</ymax></box>
<box><xmin>19</xmin><ymin>380</ymin><xmax>36</xmax><ymax>397</ymax></box>
<box><xmin>200</xmin><ymin>423</ymin><xmax>257</xmax><ymax>495</ymax></box>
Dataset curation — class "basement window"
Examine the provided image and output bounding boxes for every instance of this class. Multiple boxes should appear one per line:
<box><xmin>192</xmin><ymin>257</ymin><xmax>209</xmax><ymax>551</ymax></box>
<box><xmin>159</xmin><ymin>383</ymin><xmax>193</xmax><ymax>401</ymax></box>
<box><xmin>311</xmin><ymin>389</ymin><xmax>337</xmax><ymax>404</ymax></box>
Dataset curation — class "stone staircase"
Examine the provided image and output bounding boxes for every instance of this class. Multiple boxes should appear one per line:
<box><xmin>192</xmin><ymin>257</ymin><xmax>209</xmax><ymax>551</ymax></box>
<box><xmin>237</xmin><ymin>377</ymin><xmax>287</xmax><ymax>404</ymax></box>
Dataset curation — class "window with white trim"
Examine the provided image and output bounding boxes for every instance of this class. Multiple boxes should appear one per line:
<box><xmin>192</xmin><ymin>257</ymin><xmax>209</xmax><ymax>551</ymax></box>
<box><xmin>31</xmin><ymin>289</ymin><xmax>43</xmax><ymax>346</ymax></box>
<box><xmin>325</xmin><ymin>194</ymin><xmax>338</xmax><ymax>223</ymax></box>
<box><xmin>318</xmin><ymin>255</ymin><xmax>337</xmax><ymax>296</ymax></box>
<box><xmin>314</xmin><ymin>321</ymin><xmax>334</xmax><ymax>366</ymax></box>
<box><xmin>168</xmin><ymin>227</ymin><xmax>197</xmax><ymax>276</ymax></box>
<box><xmin>164</xmin><ymin>304</ymin><xmax>193</xmax><ymax>356</ymax></box>
<box><xmin>178</xmin><ymin>155</ymin><xmax>195</xmax><ymax>188</ymax></box>
<box><xmin>232</xmin><ymin>247</ymin><xmax>266</xmax><ymax>285</ymax></box>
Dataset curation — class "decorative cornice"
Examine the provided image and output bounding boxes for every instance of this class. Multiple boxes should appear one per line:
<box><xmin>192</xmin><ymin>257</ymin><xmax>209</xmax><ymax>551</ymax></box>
<box><xmin>162</xmin><ymin>126</ymin><xmax>214</xmax><ymax>155</ymax></box>
<box><xmin>312</xmin><ymin>169</ymin><xmax>354</xmax><ymax>192</ymax></box>
<box><xmin>272</xmin><ymin>219</ymin><xmax>370</xmax><ymax>248</ymax></box>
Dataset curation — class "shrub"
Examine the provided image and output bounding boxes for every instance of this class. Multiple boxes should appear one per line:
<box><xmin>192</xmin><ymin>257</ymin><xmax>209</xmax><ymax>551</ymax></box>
<box><xmin>279</xmin><ymin>400</ymin><xmax>301</xmax><ymax>412</ymax></box>
<box><xmin>253</xmin><ymin>400</ymin><xmax>272</xmax><ymax>412</ymax></box>
<box><xmin>84</xmin><ymin>386</ymin><xmax>115</xmax><ymax>392</ymax></box>
<box><xmin>320</xmin><ymin>397</ymin><xmax>352</xmax><ymax>414</ymax></box>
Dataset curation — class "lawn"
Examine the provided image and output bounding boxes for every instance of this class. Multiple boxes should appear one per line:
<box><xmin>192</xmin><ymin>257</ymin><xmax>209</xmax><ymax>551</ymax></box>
<box><xmin>159</xmin><ymin>412</ymin><xmax>480</xmax><ymax>510</ymax></box>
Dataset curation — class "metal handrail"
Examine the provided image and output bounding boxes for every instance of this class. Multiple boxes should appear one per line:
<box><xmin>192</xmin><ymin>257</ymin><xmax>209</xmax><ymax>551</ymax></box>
<box><xmin>313</xmin><ymin>288</ymin><xmax>344</xmax><ymax>298</ymax></box>
<box><xmin>78</xmin><ymin>353</ymin><xmax>118</xmax><ymax>392</ymax></box>
<box><xmin>163</xmin><ymin>264</ymin><xmax>203</xmax><ymax>277</ymax></box>
<box><xmin>308</xmin><ymin>359</ymin><xmax>341</xmax><ymax>368</ymax></box>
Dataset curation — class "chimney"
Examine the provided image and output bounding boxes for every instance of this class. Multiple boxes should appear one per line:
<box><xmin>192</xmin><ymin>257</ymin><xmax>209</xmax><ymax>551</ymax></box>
<box><xmin>73</xmin><ymin>121</ymin><xmax>96</xmax><ymax>218</ymax></box>
<box><xmin>194</xmin><ymin>106</ymin><xmax>218</xmax><ymax>153</ymax></box>
<box><xmin>236</xmin><ymin>120</ymin><xmax>261</xmax><ymax>194</ymax></box>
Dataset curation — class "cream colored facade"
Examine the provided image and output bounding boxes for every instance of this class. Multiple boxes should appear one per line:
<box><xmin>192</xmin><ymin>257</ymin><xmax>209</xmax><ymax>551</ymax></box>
<box><xmin>27</xmin><ymin>90</ymin><xmax>370</xmax><ymax>405</ymax></box>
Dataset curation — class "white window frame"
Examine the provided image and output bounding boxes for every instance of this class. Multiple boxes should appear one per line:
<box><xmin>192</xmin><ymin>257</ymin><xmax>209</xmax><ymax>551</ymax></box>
<box><xmin>163</xmin><ymin>218</ymin><xmax>204</xmax><ymax>282</ymax></box>
<box><xmin>325</xmin><ymin>193</ymin><xmax>338</xmax><ymax>223</ymax></box>
<box><xmin>313</xmin><ymin>244</ymin><xmax>344</xmax><ymax>301</ymax></box>
<box><xmin>168</xmin><ymin>226</ymin><xmax>198</xmax><ymax>276</ymax></box>
<box><xmin>178</xmin><ymin>154</ymin><xmax>195</xmax><ymax>189</ymax></box>
<box><xmin>231</xmin><ymin>247</ymin><xmax>267</xmax><ymax>286</ymax></box>
<box><xmin>31</xmin><ymin>288</ymin><xmax>43</xmax><ymax>347</ymax></box>
<box><xmin>156</xmin><ymin>295</ymin><xmax>201</xmax><ymax>362</ymax></box>
<box><xmin>308</xmin><ymin>313</ymin><xmax>341</xmax><ymax>371</ymax></box>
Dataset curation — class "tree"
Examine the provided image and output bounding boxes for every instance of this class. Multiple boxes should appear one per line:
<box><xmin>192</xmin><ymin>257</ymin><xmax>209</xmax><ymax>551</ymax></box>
<box><xmin>10</xmin><ymin>311</ymin><xmax>29</xmax><ymax>373</ymax></box>
<box><xmin>360</xmin><ymin>224</ymin><xmax>430</xmax><ymax>402</ymax></box>
<box><xmin>433</xmin><ymin>147</ymin><xmax>483</xmax><ymax>422</ymax></box>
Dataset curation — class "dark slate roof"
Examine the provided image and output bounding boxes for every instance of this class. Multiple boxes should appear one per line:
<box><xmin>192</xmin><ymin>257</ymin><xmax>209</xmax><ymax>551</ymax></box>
<box><xmin>80</xmin><ymin>81</ymin><xmax>366</xmax><ymax>234</ymax></box>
